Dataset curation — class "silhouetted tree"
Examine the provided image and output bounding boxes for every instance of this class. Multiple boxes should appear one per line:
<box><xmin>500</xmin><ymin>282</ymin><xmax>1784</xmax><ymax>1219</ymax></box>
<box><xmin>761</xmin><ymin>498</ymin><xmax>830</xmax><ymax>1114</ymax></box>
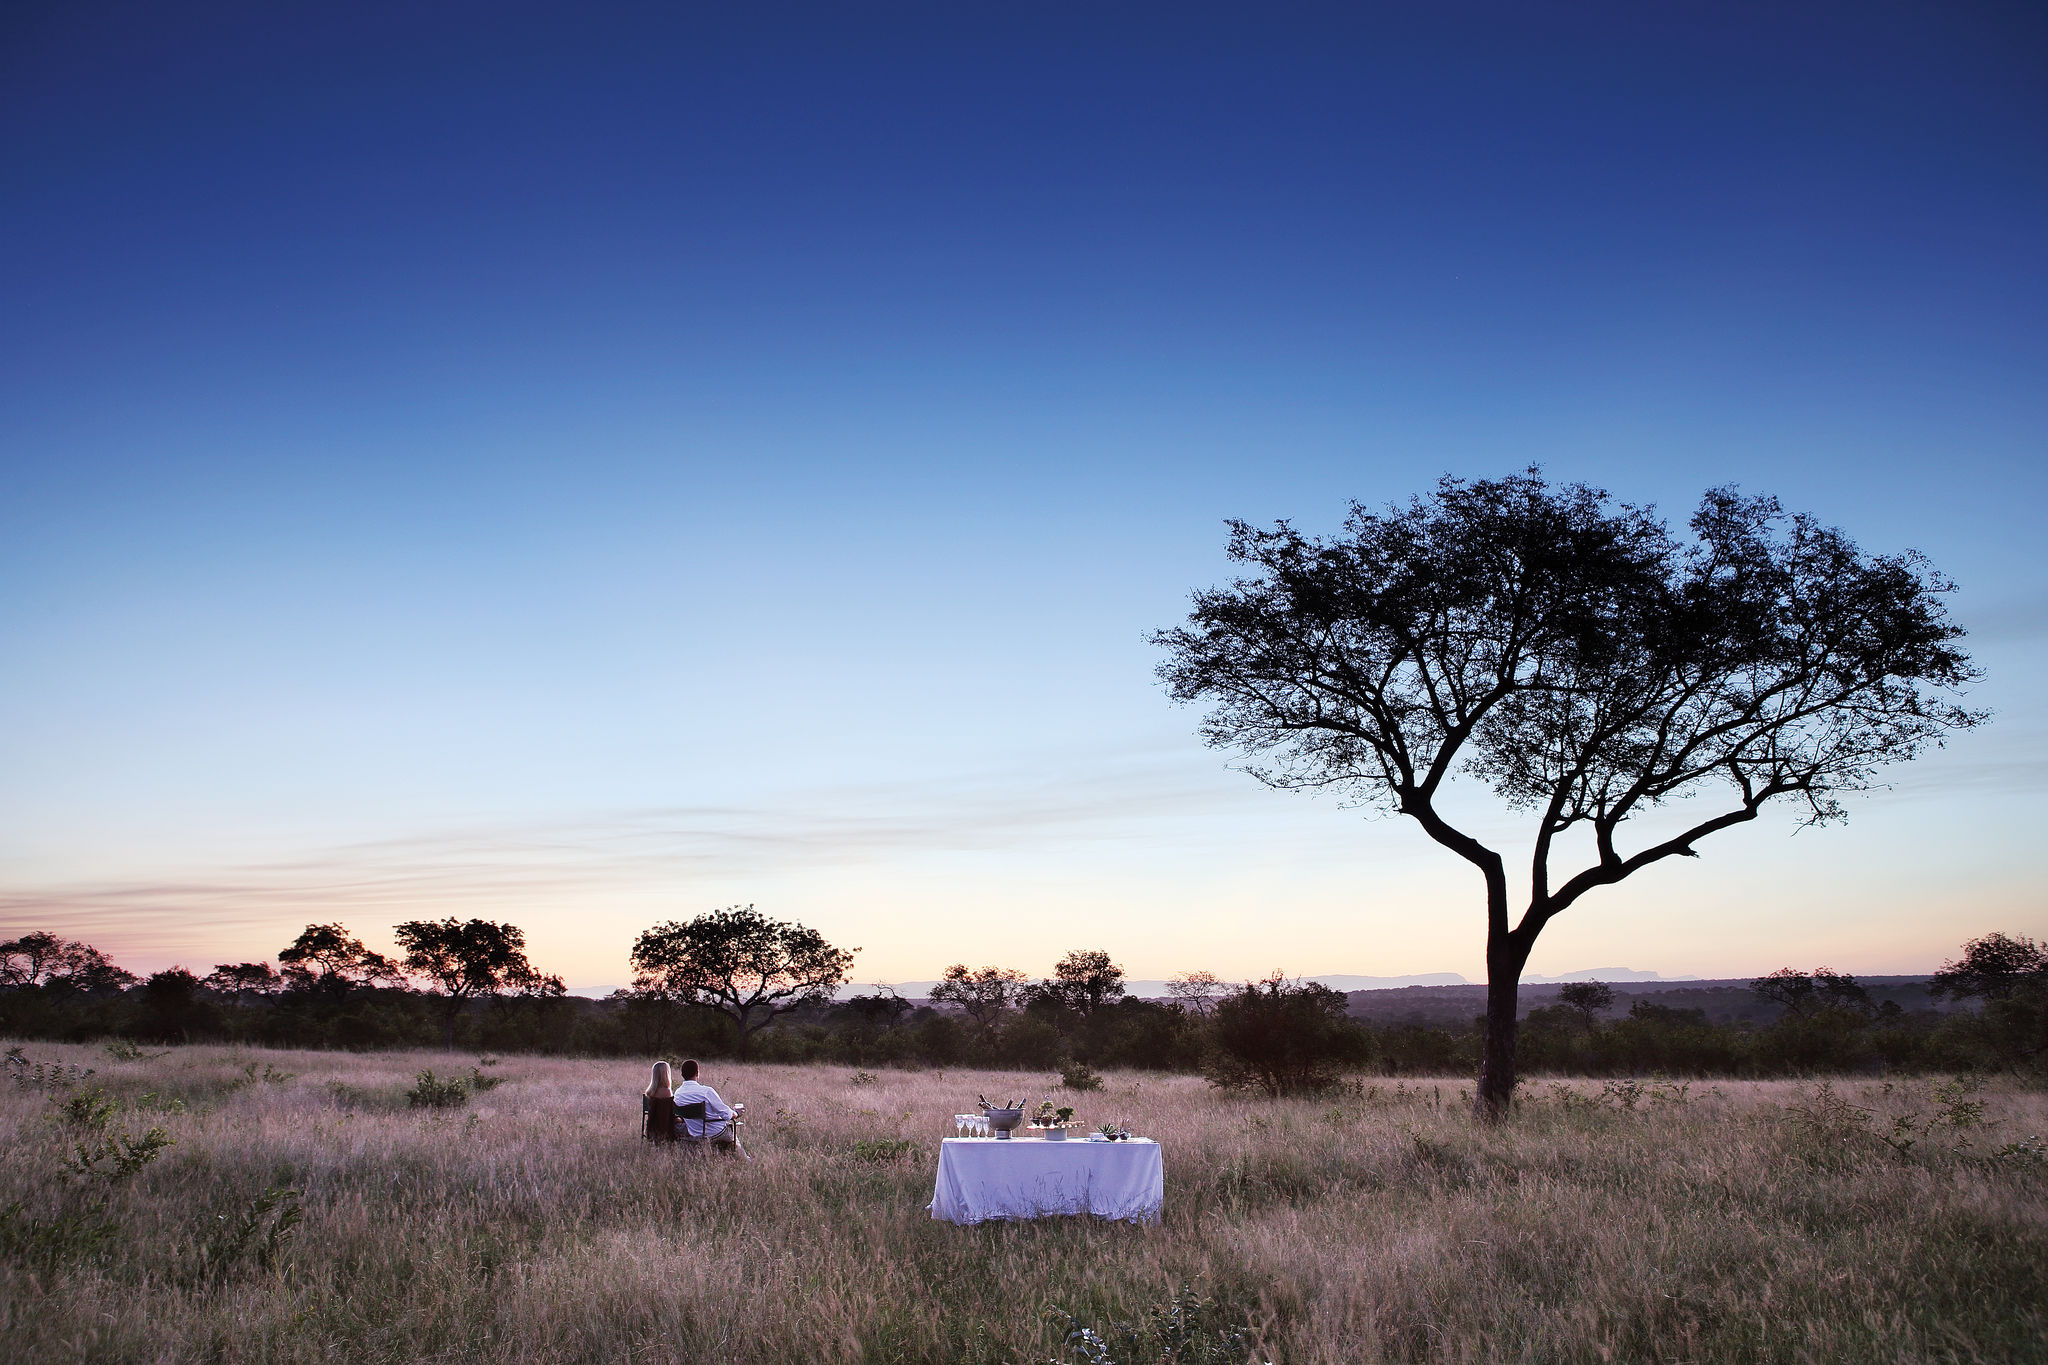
<box><xmin>1931</xmin><ymin>931</ymin><xmax>2048</xmax><ymax>1071</ymax></box>
<box><xmin>0</xmin><ymin>931</ymin><xmax>64</xmax><ymax>987</ymax></box>
<box><xmin>1033</xmin><ymin>949</ymin><xmax>1126</xmax><ymax>1020</ymax></box>
<box><xmin>139</xmin><ymin>967</ymin><xmax>212</xmax><ymax>1042</ymax></box>
<box><xmin>278</xmin><ymin>923</ymin><xmax>403</xmax><ymax>995</ymax></box>
<box><xmin>629</xmin><ymin>905</ymin><xmax>856</xmax><ymax>1058</ymax></box>
<box><xmin>1155</xmin><ymin>471</ymin><xmax>1983</xmax><ymax>1117</ymax></box>
<box><xmin>201</xmin><ymin>962</ymin><xmax>283</xmax><ymax>999</ymax></box>
<box><xmin>394</xmin><ymin>918</ymin><xmax>566</xmax><ymax>1050</ymax></box>
<box><xmin>0</xmin><ymin>932</ymin><xmax>136</xmax><ymax>993</ymax></box>
<box><xmin>1557</xmin><ymin>981</ymin><xmax>1614</xmax><ymax>1032</ymax></box>
<box><xmin>1931</xmin><ymin>932</ymin><xmax>2047</xmax><ymax>1002</ymax></box>
<box><xmin>1165</xmin><ymin>969</ymin><xmax>1226</xmax><ymax>1016</ymax></box>
<box><xmin>928</xmin><ymin>964</ymin><xmax>1027</xmax><ymax>1036</ymax></box>
<box><xmin>1751</xmin><ymin>966</ymin><xmax>1870</xmax><ymax>1019</ymax></box>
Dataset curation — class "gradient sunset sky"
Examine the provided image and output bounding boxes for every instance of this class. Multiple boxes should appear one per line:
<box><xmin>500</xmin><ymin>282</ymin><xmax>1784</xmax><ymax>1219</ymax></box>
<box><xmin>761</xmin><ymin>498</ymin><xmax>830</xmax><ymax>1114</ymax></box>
<box><xmin>3</xmin><ymin>2</ymin><xmax>2044</xmax><ymax>990</ymax></box>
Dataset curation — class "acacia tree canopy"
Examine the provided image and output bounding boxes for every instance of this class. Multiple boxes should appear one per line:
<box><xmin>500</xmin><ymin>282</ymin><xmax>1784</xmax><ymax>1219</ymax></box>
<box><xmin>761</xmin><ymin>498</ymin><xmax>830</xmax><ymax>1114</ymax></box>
<box><xmin>277</xmin><ymin>923</ymin><xmax>402</xmax><ymax>994</ymax></box>
<box><xmin>1153</xmin><ymin>471</ymin><xmax>1983</xmax><ymax>1116</ymax></box>
<box><xmin>1044</xmin><ymin>949</ymin><xmax>1126</xmax><ymax>1018</ymax></box>
<box><xmin>1931</xmin><ymin>932</ymin><xmax>2047</xmax><ymax>1002</ymax></box>
<box><xmin>629</xmin><ymin>905</ymin><xmax>856</xmax><ymax>1057</ymax></box>
<box><xmin>929</xmin><ymin>964</ymin><xmax>1028</xmax><ymax>1034</ymax></box>
<box><xmin>394</xmin><ymin>917</ymin><xmax>565</xmax><ymax>1049</ymax></box>
<box><xmin>0</xmin><ymin>931</ymin><xmax>137</xmax><ymax>993</ymax></box>
<box><xmin>1556</xmin><ymin>981</ymin><xmax>1614</xmax><ymax>1031</ymax></box>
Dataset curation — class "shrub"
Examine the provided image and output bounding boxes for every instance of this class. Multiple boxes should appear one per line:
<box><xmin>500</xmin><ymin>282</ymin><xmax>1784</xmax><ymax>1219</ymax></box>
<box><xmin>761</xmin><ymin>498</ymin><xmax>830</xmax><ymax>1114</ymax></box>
<box><xmin>194</xmin><ymin>1186</ymin><xmax>302</xmax><ymax>1283</ymax></box>
<box><xmin>406</xmin><ymin>1069</ymin><xmax>470</xmax><ymax>1108</ymax></box>
<box><xmin>65</xmin><ymin>1126</ymin><xmax>175</xmax><ymax>1182</ymax></box>
<box><xmin>1060</xmin><ymin>1062</ymin><xmax>1103</xmax><ymax>1092</ymax></box>
<box><xmin>1206</xmin><ymin>976</ymin><xmax>1371</xmax><ymax>1097</ymax></box>
<box><xmin>0</xmin><ymin>1200</ymin><xmax>119</xmax><ymax>1273</ymax></box>
<box><xmin>57</xmin><ymin>1086</ymin><xmax>120</xmax><ymax>1132</ymax></box>
<box><xmin>5</xmin><ymin>1046</ymin><xmax>96</xmax><ymax>1094</ymax></box>
<box><xmin>1043</xmin><ymin>1283</ymin><xmax>1269</xmax><ymax>1365</ymax></box>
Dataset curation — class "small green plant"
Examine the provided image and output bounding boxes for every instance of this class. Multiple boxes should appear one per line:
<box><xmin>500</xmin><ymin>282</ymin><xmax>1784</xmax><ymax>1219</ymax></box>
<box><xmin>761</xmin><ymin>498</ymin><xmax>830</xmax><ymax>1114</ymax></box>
<box><xmin>1600</xmin><ymin>1078</ymin><xmax>1647</xmax><ymax>1111</ymax></box>
<box><xmin>1988</xmin><ymin>1135</ymin><xmax>2046</xmax><ymax>1166</ymax></box>
<box><xmin>195</xmin><ymin>1186</ymin><xmax>302</xmax><ymax>1283</ymax></box>
<box><xmin>57</xmin><ymin>1085</ymin><xmax>121</xmax><ymax>1132</ymax></box>
<box><xmin>1043</xmin><ymin>1282</ymin><xmax>1269</xmax><ymax>1364</ymax></box>
<box><xmin>65</xmin><ymin>1126</ymin><xmax>175</xmax><ymax>1183</ymax></box>
<box><xmin>849</xmin><ymin>1070</ymin><xmax>879</xmax><ymax>1087</ymax></box>
<box><xmin>850</xmin><ymin>1138</ymin><xmax>918</xmax><ymax>1164</ymax></box>
<box><xmin>103</xmin><ymin>1040</ymin><xmax>171</xmax><ymax>1063</ymax></box>
<box><xmin>468</xmin><ymin>1064</ymin><xmax>504</xmax><ymax>1092</ymax></box>
<box><xmin>1875</xmin><ymin>1111</ymin><xmax>1926</xmax><ymax>1158</ymax></box>
<box><xmin>6</xmin><ymin>1046</ymin><xmax>96</xmax><ymax>1093</ymax></box>
<box><xmin>1060</xmin><ymin>1061</ymin><xmax>1103</xmax><ymax>1092</ymax></box>
<box><xmin>133</xmin><ymin>1090</ymin><xmax>189</xmax><ymax>1115</ymax></box>
<box><xmin>1931</xmin><ymin>1076</ymin><xmax>1990</xmax><ymax>1130</ymax></box>
<box><xmin>1785</xmin><ymin>1080</ymin><xmax>1870</xmax><ymax>1149</ymax></box>
<box><xmin>239</xmin><ymin>1061</ymin><xmax>297</xmax><ymax>1087</ymax></box>
<box><xmin>406</xmin><ymin>1069</ymin><xmax>471</xmax><ymax>1109</ymax></box>
<box><xmin>0</xmin><ymin>1199</ymin><xmax>120</xmax><ymax>1272</ymax></box>
<box><xmin>1545</xmin><ymin>1083</ymin><xmax>1600</xmax><ymax>1113</ymax></box>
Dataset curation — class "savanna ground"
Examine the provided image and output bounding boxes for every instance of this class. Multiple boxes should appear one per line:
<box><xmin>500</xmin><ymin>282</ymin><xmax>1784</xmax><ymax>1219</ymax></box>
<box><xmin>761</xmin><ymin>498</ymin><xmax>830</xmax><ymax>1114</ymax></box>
<box><xmin>3</xmin><ymin>1042</ymin><xmax>2045</xmax><ymax>1364</ymax></box>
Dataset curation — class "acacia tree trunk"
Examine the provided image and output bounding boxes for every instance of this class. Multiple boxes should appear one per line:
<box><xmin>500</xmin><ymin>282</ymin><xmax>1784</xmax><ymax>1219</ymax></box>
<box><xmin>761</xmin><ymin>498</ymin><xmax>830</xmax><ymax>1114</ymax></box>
<box><xmin>1475</xmin><ymin>929</ymin><xmax>1535</xmax><ymax>1120</ymax></box>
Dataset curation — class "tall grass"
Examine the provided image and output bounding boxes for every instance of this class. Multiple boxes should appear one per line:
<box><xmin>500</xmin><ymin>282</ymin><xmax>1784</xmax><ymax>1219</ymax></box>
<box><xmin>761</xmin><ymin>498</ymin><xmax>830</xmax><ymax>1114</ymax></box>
<box><xmin>3</xmin><ymin>1041</ymin><xmax>2043</xmax><ymax>1363</ymax></box>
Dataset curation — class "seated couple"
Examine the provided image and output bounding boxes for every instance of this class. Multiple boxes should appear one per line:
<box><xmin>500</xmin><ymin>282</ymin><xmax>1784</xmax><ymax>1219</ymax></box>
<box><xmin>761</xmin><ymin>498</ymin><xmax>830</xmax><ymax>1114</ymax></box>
<box><xmin>642</xmin><ymin>1058</ymin><xmax>745</xmax><ymax>1153</ymax></box>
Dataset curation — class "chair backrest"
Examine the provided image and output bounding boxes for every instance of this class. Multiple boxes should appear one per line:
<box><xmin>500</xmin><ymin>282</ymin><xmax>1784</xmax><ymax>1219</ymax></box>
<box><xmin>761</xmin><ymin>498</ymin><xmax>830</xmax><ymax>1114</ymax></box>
<box><xmin>676</xmin><ymin>1100</ymin><xmax>713</xmax><ymax>1142</ymax></box>
<box><xmin>643</xmin><ymin>1094</ymin><xmax>679</xmax><ymax>1143</ymax></box>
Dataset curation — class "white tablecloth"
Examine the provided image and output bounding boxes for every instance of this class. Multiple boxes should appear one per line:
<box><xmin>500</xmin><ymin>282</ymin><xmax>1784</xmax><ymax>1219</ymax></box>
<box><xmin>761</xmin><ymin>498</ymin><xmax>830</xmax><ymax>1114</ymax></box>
<box><xmin>929</xmin><ymin>1138</ymin><xmax>1163</xmax><ymax>1225</ymax></box>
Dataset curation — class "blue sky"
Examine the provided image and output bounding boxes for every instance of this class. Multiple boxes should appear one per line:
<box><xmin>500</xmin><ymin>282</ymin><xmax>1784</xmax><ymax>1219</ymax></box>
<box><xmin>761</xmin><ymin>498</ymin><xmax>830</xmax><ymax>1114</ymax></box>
<box><xmin>3</xmin><ymin>1</ymin><xmax>2044</xmax><ymax>988</ymax></box>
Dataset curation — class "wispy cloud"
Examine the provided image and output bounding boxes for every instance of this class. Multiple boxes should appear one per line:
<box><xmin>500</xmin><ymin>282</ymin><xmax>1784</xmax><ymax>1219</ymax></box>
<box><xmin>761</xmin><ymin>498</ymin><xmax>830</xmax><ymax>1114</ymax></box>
<box><xmin>0</xmin><ymin>752</ymin><xmax>1252</xmax><ymax>956</ymax></box>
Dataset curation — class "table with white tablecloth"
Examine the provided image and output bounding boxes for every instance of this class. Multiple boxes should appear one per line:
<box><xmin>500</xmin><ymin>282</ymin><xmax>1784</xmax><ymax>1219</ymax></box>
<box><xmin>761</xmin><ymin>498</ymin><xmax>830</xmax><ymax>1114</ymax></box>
<box><xmin>928</xmin><ymin>1137</ymin><xmax>1163</xmax><ymax>1225</ymax></box>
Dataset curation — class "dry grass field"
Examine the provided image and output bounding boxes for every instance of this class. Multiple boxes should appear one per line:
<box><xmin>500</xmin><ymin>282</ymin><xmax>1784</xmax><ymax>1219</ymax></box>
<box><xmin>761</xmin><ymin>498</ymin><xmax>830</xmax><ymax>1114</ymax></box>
<box><xmin>3</xmin><ymin>1042</ymin><xmax>2045</xmax><ymax>1364</ymax></box>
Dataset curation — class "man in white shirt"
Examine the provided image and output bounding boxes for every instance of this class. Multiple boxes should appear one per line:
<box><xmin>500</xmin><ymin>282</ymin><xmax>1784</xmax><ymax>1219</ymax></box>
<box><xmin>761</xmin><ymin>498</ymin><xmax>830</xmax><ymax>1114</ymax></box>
<box><xmin>671</xmin><ymin>1058</ymin><xmax>744</xmax><ymax>1151</ymax></box>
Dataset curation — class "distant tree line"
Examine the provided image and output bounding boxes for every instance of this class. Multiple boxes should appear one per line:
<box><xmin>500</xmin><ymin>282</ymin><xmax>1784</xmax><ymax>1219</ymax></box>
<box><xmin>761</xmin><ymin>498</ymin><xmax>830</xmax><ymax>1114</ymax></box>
<box><xmin>2</xmin><ymin>916</ymin><xmax>2042</xmax><ymax>1091</ymax></box>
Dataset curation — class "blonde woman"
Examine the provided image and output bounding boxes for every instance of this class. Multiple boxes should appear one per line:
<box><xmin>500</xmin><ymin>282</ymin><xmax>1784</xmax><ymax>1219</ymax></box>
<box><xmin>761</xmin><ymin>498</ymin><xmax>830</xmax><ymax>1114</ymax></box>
<box><xmin>641</xmin><ymin>1060</ymin><xmax>681</xmax><ymax>1143</ymax></box>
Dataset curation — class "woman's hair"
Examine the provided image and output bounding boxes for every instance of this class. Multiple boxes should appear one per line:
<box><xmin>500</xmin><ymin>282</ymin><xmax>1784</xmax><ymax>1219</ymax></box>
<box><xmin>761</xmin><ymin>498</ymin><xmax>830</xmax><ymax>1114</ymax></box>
<box><xmin>645</xmin><ymin>1060</ymin><xmax>673</xmax><ymax>1097</ymax></box>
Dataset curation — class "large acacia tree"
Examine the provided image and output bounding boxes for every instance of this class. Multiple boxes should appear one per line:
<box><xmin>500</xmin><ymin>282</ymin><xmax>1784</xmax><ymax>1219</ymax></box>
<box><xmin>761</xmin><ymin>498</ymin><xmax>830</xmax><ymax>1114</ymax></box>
<box><xmin>630</xmin><ymin>905</ymin><xmax>856</xmax><ymax>1058</ymax></box>
<box><xmin>1153</xmin><ymin>472</ymin><xmax>1982</xmax><ymax>1116</ymax></box>
<box><xmin>394</xmin><ymin>917</ymin><xmax>566</xmax><ymax>1050</ymax></box>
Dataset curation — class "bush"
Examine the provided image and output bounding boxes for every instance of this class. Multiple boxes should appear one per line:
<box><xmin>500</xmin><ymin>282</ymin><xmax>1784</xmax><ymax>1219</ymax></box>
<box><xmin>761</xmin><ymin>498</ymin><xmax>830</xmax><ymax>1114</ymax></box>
<box><xmin>1207</xmin><ymin>977</ymin><xmax>1370</xmax><ymax>1097</ymax></box>
<box><xmin>405</xmin><ymin>1069</ymin><xmax>470</xmax><ymax>1108</ymax></box>
<box><xmin>1061</xmin><ymin>1061</ymin><xmax>1104</xmax><ymax>1092</ymax></box>
<box><xmin>1044</xmin><ymin>1282</ymin><xmax>1268</xmax><ymax>1364</ymax></box>
<box><xmin>64</xmin><ymin>1126</ymin><xmax>175</xmax><ymax>1182</ymax></box>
